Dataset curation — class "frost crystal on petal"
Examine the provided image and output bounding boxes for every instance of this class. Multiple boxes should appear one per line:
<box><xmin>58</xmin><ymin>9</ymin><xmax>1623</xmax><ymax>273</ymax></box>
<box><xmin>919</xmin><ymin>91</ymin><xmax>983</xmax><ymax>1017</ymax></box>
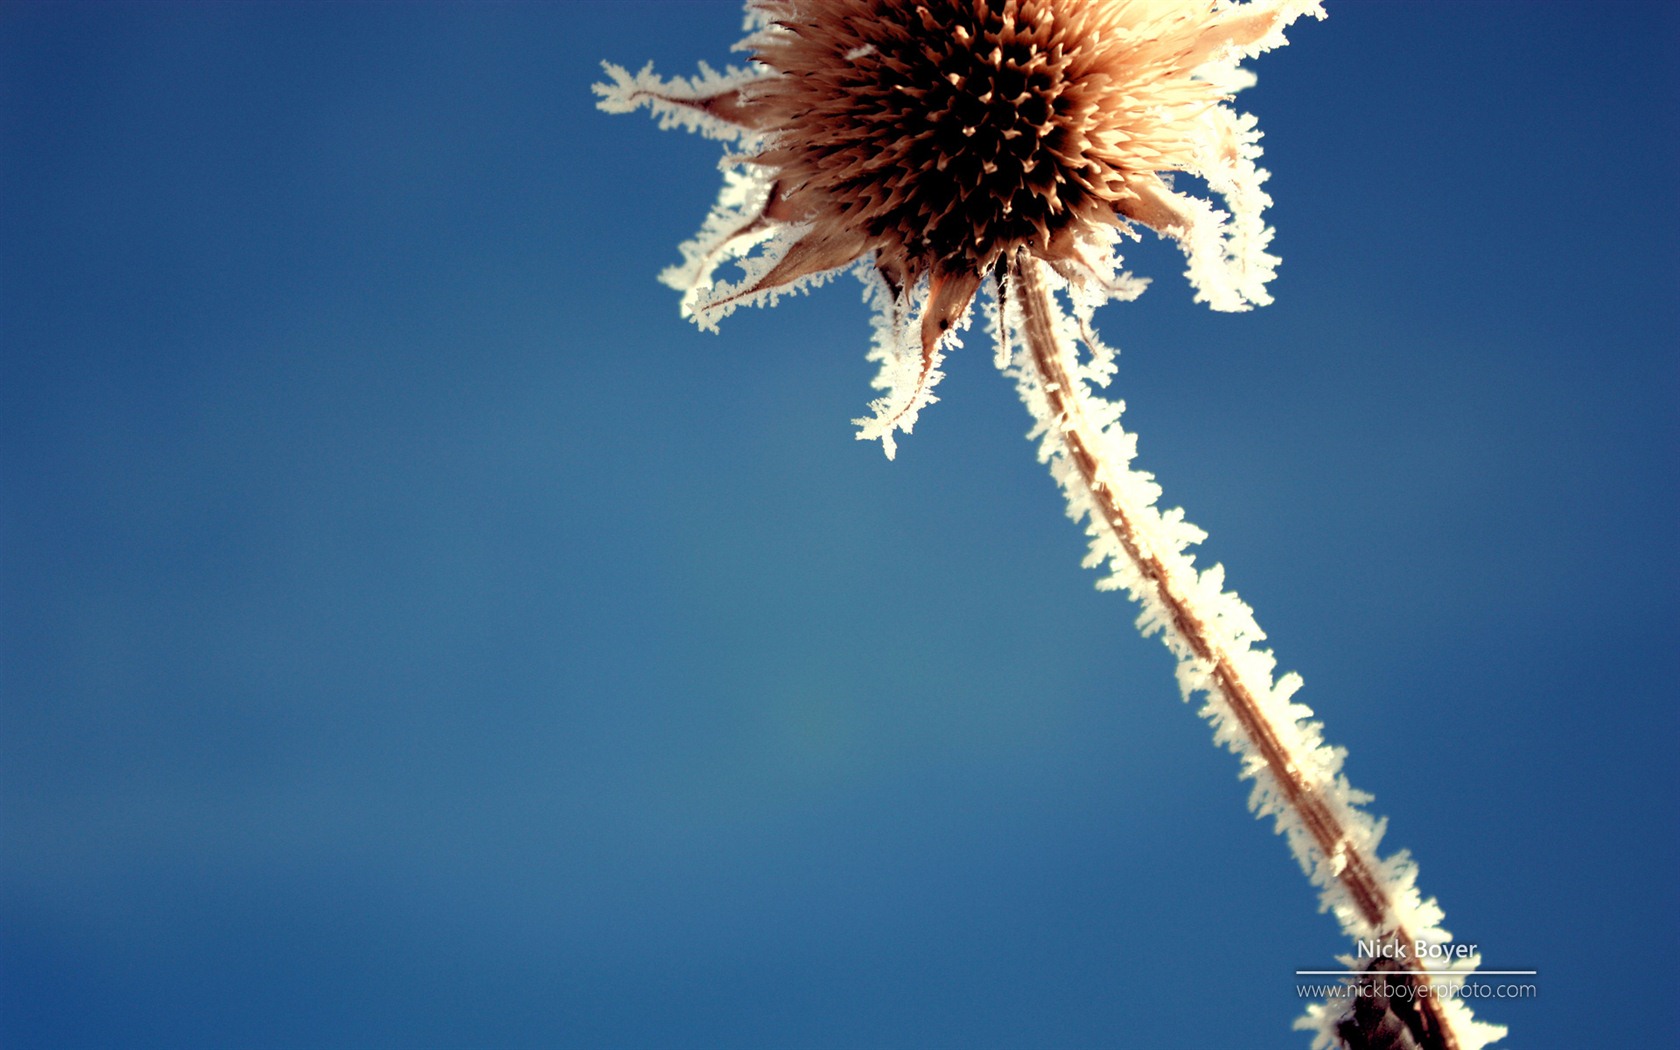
<box><xmin>591</xmin><ymin>60</ymin><xmax>769</xmax><ymax>143</ymax></box>
<box><xmin>850</xmin><ymin>264</ymin><xmax>968</xmax><ymax>459</ymax></box>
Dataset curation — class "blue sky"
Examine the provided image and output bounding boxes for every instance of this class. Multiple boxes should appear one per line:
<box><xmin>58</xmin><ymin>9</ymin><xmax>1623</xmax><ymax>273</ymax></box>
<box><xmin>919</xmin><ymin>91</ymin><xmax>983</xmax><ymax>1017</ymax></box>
<box><xmin>3</xmin><ymin>3</ymin><xmax>1676</xmax><ymax>1048</ymax></box>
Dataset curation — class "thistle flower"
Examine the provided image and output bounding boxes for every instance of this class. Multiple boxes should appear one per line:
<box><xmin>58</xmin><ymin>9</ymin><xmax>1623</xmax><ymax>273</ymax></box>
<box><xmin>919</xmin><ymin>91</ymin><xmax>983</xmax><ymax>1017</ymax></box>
<box><xmin>598</xmin><ymin>0</ymin><xmax>1318</xmax><ymax>457</ymax></box>
<box><xmin>597</xmin><ymin>4</ymin><xmax>1505</xmax><ymax>1048</ymax></box>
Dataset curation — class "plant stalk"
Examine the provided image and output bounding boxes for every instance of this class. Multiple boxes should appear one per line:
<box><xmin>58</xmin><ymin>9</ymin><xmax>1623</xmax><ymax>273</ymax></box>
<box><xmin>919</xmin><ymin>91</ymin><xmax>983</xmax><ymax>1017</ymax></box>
<box><xmin>1007</xmin><ymin>248</ymin><xmax>1458</xmax><ymax>1050</ymax></box>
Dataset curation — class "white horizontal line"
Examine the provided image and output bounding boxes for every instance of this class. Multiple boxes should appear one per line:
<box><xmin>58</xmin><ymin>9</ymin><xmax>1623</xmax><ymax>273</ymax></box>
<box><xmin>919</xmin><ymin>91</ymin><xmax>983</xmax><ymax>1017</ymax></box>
<box><xmin>1295</xmin><ymin>970</ymin><xmax>1538</xmax><ymax>976</ymax></box>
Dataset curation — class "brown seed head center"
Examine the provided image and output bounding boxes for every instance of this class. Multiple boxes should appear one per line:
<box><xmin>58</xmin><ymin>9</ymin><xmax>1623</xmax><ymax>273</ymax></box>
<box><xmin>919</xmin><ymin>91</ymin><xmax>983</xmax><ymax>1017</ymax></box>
<box><xmin>753</xmin><ymin>0</ymin><xmax>1165</xmax><ymax>276</ymax></box>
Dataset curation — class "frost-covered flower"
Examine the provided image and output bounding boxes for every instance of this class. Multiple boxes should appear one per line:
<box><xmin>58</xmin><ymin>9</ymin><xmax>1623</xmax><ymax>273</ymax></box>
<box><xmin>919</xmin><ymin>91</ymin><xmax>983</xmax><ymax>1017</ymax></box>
<box><xmin>598</xmin><ymin>6</ymin><xmax>1509</xmax><ymax>1049</ymax></box>
<box><xmin>595</xmin><ymin>0</ymin><xmax>1323</xmax><ymax>456</ymax></box>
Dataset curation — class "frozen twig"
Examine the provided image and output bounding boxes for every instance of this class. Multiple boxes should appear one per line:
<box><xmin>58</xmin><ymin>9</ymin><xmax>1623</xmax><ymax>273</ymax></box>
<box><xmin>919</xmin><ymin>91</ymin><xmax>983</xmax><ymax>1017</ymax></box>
<box><xmin>1001</xmin><ymin>248</ymin><xmax>1500</xmax><ymax>1050</ymax></box>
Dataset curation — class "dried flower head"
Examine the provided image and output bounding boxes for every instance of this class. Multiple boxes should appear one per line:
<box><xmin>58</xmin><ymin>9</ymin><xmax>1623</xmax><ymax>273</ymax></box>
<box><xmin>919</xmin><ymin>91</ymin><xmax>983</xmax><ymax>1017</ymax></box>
<box><xmin>596</xmin><ymin>0</ymin><xmax>1324</xmax><ymax>456</ymax></box>
<box><xmin>598</xmin><ymin>6</ymin><xmax>1511</xmax><ymax>1050</ymax></box>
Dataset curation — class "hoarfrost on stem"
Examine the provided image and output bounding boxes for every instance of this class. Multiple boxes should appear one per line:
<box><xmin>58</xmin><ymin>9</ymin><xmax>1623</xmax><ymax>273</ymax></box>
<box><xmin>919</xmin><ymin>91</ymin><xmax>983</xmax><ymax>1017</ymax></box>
<box><xmin>596</xmin><ymin>4</ymin><xmax>1505</xmax><ymax>1048</ymax></box>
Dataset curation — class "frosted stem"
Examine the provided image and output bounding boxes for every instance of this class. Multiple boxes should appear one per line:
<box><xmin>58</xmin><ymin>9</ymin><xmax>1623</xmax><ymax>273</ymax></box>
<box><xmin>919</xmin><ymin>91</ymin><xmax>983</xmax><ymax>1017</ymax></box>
<box><xmin>1005</xmin><ymin>250</ymin><xmax>1465</xmax><ymax>1050</ymax></box>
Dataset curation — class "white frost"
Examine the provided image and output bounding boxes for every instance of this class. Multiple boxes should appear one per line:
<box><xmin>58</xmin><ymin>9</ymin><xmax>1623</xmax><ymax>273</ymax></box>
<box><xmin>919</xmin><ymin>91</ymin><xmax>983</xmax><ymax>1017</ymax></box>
<box><xmin>850</xmin><ymin>264</ymin><xmax>969</xmax><ymax>460</ymax></box>
<box><xmin>592</xmin><ymin>60</ymin><xmax>768</xmax><ymax>144</ymax></box>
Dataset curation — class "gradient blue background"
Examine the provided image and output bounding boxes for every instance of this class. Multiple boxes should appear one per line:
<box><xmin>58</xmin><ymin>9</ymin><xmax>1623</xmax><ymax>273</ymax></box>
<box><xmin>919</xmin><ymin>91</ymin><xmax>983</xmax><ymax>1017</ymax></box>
<box><xmin>4</xmin><ymin>3</ymin><xmax>1676</xmax><ymax>1047</ymax></box>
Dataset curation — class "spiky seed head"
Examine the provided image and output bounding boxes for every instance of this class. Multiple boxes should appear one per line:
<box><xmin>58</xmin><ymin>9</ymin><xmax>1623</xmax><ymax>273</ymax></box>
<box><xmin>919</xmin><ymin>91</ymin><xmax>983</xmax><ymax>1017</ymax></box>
<box><xmin>749</xmin><ymin>0</ymin><xmax>1224</xmax><ymax>284</ymax></box>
